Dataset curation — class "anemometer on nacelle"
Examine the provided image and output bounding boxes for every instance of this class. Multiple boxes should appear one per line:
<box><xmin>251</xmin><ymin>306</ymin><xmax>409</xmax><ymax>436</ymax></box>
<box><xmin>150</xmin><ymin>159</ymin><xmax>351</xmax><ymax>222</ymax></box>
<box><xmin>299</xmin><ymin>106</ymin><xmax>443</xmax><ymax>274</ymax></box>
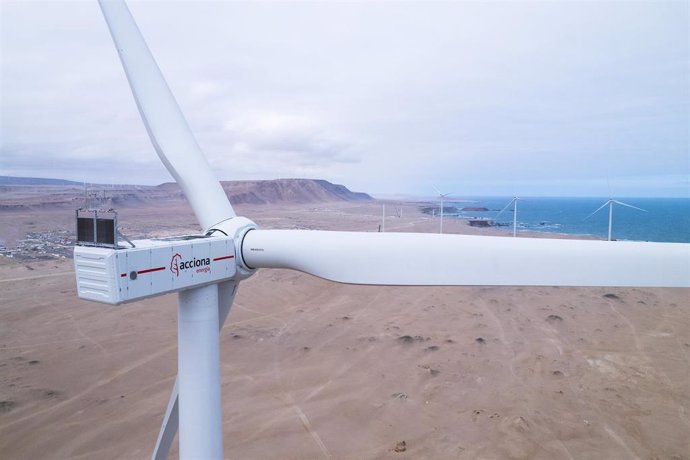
<box><xmin>74</xmin><ymin>208</ymin><xmax>246</xmax><ymax>305</ymax></box>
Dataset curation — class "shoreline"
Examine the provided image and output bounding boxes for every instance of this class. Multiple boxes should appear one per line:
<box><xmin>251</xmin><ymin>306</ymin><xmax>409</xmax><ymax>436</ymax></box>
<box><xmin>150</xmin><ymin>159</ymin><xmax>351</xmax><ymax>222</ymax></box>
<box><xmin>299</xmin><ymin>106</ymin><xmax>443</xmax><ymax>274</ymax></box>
<box><xmin>415</xmin><ymin>199</ymin><xmax>689</xmax><ymax>244</ymax></box>
<box><xmin>0</xmin><ymin>199</ymin><xmax>668</xmax><ymax>260</ymax></box>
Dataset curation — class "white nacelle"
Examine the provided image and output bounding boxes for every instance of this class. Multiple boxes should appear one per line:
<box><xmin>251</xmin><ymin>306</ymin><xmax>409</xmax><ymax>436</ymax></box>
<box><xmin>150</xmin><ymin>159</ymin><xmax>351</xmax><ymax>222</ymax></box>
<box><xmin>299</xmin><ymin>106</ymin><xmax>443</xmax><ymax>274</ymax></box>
<box><xmin>74</xmin><ymin>235</ymin><xmax>236</xmax><ymax>305</ymax></box>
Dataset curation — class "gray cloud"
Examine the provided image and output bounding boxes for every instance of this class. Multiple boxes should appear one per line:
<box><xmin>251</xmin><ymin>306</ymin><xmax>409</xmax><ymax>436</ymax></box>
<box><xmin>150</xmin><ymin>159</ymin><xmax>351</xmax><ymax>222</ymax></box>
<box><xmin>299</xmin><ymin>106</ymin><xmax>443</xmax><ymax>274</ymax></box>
<box><xmin>1</xmin><ymin>0</ymin><xmax>687</xmax><ymax>196</ymax></box>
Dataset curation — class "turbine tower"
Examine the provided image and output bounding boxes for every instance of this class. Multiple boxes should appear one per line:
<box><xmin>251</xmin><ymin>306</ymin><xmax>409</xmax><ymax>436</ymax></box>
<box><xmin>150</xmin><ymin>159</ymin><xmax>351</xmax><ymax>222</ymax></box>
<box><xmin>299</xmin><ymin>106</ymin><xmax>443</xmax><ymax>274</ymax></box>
<box><xmin>496</xmin><ymin>196</ymin><xmax>520</xmax><ymax>237</ymax></box>
<box><xmin>433</xmin><ymin>186</ymin><xmax>453</xmax><ymax>234</ymax></box>
<box><xmin>586</xmin><ymin>198</ymin><xmax>647</xmax><ymax>241</ymax></box>
<box><xmin>381</xmin><ymin>203</ymin><xmax>386</xmax><ymax>232</ymax></box>
<box><xmin>86</xmin><ymin>2</ymin><xmax>690</xmax><ymax>459</ymax></box>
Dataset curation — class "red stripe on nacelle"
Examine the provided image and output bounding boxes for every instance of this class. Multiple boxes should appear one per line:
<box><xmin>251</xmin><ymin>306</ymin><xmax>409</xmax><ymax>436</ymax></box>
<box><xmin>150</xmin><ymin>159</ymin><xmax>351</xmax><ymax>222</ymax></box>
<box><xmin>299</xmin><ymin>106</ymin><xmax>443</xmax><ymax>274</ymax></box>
<box><xmin>137</xmin><ymin>267</ymin><xmax>166</xmax><ymax>275</ymax></box>
<box><xmin>213</xmin><ymin>255</ymin><xmax>234</xmax><ymax>262</ymax></box>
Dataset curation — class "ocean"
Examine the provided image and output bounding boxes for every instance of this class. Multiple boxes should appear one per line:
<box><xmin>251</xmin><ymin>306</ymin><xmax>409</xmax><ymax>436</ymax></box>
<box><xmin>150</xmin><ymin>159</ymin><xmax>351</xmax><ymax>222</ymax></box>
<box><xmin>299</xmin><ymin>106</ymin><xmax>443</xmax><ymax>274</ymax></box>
<box><xmin>441</xmin><ymin>197</ymin><xmax>690</xmax><ymax>243</ymax></box>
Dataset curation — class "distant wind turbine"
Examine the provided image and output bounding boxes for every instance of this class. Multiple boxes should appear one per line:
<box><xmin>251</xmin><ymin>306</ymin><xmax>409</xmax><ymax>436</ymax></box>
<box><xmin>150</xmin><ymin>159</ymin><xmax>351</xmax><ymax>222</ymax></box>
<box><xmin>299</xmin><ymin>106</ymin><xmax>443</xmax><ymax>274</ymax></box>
<box><xmin>381</xmin><ymin>203</ymin><xmax>385</xmax><ymax>232</ymax></box>
<box><xmin>496</xmin><ymin>196</ymin><xmax>520</xmax><ymax>237</ymax></box>
<box><xmin>586</xmin><ymin>198</ymin><xmax>647</xmax><ymax>241</ymax></box>
<box><xmin>433</xmin><ymin>186</ymin><xmax>453</xmax><ymax>234</ymax></box>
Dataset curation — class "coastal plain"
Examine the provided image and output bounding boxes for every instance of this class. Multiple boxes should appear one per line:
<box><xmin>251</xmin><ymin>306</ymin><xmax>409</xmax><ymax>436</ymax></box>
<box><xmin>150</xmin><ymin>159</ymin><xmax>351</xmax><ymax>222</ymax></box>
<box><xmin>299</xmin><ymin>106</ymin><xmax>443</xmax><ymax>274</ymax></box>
<box><xmin>0</xmin><ymin>191</ymin><xmax>688</xmax><ymax>459</ymax></box>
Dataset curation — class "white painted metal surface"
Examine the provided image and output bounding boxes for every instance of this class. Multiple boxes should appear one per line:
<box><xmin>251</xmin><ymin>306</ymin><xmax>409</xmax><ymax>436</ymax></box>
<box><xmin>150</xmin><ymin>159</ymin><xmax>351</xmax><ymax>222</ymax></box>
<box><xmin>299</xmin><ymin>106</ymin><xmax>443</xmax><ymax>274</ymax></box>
<box><xmin>97</xmin><ymin>0</ymin><xmax>234</xmax><ymax>231</ymax></box>
<box><xmin>586</xmin><ymin>199</ymin><xmax>647</xmax><ymax>242</ymax></box>
<box><xmin>381</xmin><ymin>203</ymin><xmax>385</xmax><ymax>232</ymax></box>
<box><xmin>152</xmin><ymin>280</ymin><xmax>238</xmax><ymax>460</ymax></box>
<box><xmin>73</xmin><ymin>237</ymin><xmax>236</xmax><ymax>305</ymax></box>
<box><xmin>440</xmin><ymin>195</ymin><xmax>444</xmax><ymax>234</ymax></box>
<box><xmin>513</xmin><ymin>198</ymin><xmax>518</xmax><ymax>237</ymax></box>
<box><xmin>496</xmin><ymin>197</ymin><xmax>519</xmax><ymax>237</ymax></box>
<box><xmin>435</xmin><ymin>190</ymin><xmax>452</xmax><ymax>234</ymax></box>
<box><xmin>608</xmin><ymin>200</ymin><xmax>613</xmax><ymax>241</ymax></box>
<box><xmin>73</xmin><ymin>245</ymin><xmax>121</xmax><ymax>304</ymax></box>
<box><xmin>242</xmin><ymin>230</ymin><xmax>690</xmax><ymax>287</ymax></box>
<box><xmin>97</xmin><ymin>2</ymin><xmax>242</xmax><ymax>458</ymax></box>
<box><xmin>177</xmin><ymin>285</ymin><xmax>223</xmax><ymax>459</ymax></box>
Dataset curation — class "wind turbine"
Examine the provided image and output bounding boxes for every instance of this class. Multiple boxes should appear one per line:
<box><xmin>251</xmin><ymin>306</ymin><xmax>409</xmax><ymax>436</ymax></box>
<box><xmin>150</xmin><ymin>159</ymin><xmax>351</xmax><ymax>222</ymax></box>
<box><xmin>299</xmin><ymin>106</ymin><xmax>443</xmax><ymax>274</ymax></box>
<box><xmin>496</xmin><ymin>196</ymin><xmax>520</xmax><ymax>237</ymax></box>
<box><xmin>381</xmin><ymin>203</ymin><xmax>386</xmax><ymax>232</ymax></box>
<box><xmin>91</xmin><ymin>2</ymin><xmax>689</xmax><ymax>459</ymax></box>
<box><xmin>586</xmin><ymin>198</ymin><xmax>647</xmax><ymax>241</ymax></box>
<box><xmin>433</xmin><ymin>186</ymin><xmax>453</xmax><ymax>234</ymax></box>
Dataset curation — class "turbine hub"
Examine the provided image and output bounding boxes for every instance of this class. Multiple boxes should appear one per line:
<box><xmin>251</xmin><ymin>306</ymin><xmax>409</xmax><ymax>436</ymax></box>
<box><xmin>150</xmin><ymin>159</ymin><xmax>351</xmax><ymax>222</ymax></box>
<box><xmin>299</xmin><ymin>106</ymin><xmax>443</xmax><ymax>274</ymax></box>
<box><xmin>210</xmin><ymin>216</ymin><xmax>258</xmax><ymax>280</ymax></box>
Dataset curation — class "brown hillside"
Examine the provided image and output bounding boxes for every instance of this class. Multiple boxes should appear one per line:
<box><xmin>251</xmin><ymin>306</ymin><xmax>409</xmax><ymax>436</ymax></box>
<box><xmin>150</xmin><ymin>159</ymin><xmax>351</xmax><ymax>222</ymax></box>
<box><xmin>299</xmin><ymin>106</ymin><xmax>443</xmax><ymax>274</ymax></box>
<box><xmin>227</xmin><ymin>179</ymin><xmax>372</xmax><ymax>204</ymax></box>
<box><xmin>158</xmin><ymin>179</ymin><xmax>373</xmax><ymax>204</ymax></box>
<box><xmin>0</xmin><ymin>179</ymin><xmax>372</xmax><ymax>211</ymax></box>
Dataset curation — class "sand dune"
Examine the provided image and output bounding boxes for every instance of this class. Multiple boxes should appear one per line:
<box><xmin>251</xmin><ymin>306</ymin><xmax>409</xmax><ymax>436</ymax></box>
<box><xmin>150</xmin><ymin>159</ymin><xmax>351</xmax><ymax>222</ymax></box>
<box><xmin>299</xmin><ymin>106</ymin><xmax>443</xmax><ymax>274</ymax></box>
<box><xmin>0</xmin><ymin>201</ymin><xmax>688</xmax><ymax>459</ymax></box>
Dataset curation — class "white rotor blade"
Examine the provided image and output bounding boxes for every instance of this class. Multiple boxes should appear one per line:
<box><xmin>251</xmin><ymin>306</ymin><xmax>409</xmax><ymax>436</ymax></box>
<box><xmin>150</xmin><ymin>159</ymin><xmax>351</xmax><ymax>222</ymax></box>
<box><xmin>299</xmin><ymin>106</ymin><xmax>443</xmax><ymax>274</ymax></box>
<box><xmin>241</xmin><ymin>230</ymin><xmax>689</xmax><ymax>287</ymax></box>
<box><xmin>152</xmin><ymin>379</ymin><xmax>178</xmax><ymax>460</ymax></box>
<box><xmin>585</xmin><ymin>201</ymin><xmax>611</xmax><ymax>220</ymax></box>
<box><xmin>98</xmin><ymin>0</ymin><xmax>234</xmax><ymax>231</ymax></box>
<box><xmin>494</xmin><ymin>198</ymin><xmax>515</xmax><ymax>220</ymax></box>
<box><xmin>613</xmin><ymin>200</ymin><xmax>647</xmax><ymax>213</ymax></box>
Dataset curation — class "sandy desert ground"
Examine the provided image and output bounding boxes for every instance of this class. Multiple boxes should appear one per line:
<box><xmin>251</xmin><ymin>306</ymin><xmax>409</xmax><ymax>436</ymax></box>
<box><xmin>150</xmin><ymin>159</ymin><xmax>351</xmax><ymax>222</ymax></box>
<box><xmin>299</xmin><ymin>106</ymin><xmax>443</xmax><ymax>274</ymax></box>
<box><xmin>1</xmin><ymin>200</ymin><xmax>689</xmax><ymax>459</ymax></box>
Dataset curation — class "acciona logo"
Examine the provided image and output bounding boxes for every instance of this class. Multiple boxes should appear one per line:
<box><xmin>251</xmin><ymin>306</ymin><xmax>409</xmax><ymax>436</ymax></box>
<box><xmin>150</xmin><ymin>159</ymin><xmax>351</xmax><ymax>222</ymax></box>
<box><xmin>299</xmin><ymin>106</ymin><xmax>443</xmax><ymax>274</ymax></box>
<box><xmin>170</xmin><ymin>253</ymin><xmax>211</xmax><ymax>277</ymax></box>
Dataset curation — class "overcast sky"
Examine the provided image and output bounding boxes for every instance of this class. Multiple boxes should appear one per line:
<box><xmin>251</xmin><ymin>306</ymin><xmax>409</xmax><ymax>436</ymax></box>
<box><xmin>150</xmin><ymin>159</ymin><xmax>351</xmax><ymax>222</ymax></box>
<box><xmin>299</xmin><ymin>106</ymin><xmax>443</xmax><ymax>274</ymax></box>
<box><xmin>1</xmin><ymin>0</ymin><xmax>688</xmax><ymax>198</ymax></box>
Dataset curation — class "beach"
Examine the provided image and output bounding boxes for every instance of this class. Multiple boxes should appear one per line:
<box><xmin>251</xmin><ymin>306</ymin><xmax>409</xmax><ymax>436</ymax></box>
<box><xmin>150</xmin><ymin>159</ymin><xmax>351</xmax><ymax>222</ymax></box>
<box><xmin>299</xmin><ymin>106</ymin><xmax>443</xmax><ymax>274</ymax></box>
<box><xmin>1</xmin><ymin>200</ymin><xmax>688</xmax><ymax>459</ymax></box>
